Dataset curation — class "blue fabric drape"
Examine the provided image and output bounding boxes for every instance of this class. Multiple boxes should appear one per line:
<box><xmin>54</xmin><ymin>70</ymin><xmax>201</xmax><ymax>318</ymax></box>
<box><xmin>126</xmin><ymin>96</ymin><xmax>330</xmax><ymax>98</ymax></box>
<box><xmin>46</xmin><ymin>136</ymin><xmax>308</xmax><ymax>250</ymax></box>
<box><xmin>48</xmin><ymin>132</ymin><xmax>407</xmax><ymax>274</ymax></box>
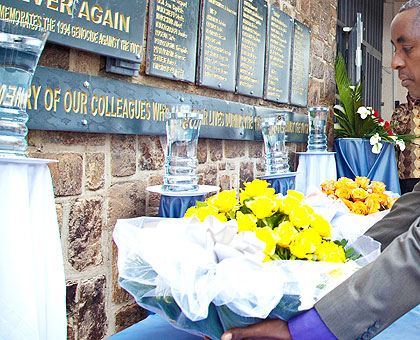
<box><xmin>334</xmin><ymin>138</ymin><xmax>401</xmax><ymax>194</ymax></box>
<box><xmin>158</xmin><ymin>194</ymin><xmax>205</xmax><ymax>218</ymax></box>
<box><xmin>259</xmin><ymin>173</ymin><xmax>297</xmax><ymax>195</ymax></box>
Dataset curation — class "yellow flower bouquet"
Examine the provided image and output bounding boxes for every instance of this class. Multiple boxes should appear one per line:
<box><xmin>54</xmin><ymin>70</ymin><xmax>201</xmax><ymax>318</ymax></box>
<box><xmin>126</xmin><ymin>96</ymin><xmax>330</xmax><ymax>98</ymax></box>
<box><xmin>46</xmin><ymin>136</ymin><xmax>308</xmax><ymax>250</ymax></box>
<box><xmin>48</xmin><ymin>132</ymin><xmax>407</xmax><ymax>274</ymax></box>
<box><xmin>113</xmin><ymin>179</ymin><xmax>381</xmax><ymax>340</ymax></box>
<box><xmin>320</xmin><ymin>177</ymin><xmax>398</xmax><ymax>216</ymax></box>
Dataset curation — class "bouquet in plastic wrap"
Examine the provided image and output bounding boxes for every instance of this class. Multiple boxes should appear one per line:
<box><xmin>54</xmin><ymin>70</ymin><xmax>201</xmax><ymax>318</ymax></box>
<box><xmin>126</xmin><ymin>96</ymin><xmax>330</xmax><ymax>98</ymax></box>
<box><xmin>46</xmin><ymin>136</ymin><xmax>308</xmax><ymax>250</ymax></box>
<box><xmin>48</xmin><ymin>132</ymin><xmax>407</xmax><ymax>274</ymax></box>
<box><xmin>114</xmin><ymin>179</ymin><xmax>382</xmax><ymax>340</ymax></box>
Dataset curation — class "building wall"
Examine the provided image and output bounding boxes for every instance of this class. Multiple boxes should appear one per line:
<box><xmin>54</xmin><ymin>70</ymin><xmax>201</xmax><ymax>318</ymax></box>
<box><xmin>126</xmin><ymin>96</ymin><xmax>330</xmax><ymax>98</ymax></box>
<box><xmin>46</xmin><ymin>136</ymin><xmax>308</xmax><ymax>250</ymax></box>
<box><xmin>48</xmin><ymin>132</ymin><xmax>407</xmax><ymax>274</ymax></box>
<box><xmin>27</xmin><ymin>0</ymin><xmax>338</xmax><ymax>338</ymax></box>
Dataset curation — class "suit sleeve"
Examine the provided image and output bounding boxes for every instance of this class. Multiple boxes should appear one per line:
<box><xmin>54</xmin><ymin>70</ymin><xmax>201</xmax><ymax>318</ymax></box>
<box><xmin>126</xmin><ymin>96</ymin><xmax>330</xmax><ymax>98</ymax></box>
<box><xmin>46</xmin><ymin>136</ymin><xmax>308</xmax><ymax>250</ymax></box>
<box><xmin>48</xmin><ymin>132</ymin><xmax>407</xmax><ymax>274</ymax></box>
<box><xmin>314</xmin><ymin>185</ymin><xmax>420</xmax><ymax>340</ymax></box>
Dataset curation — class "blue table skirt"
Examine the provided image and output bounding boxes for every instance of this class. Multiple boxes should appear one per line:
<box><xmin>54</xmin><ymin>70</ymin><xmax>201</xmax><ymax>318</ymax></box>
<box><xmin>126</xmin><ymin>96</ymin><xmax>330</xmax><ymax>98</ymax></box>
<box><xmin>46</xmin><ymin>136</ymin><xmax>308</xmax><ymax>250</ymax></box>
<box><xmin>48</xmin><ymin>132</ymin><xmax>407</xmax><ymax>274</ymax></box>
<box><xmin>159</xmin><ymin>194</ymin><xmax>205</xmax><ymax>218</ymax></box>
<box><xmin>107</xmin><ymin>304</ymin><xmax>420</xmax><ymax>339</ymax></box>
<box><xmin>334</xmin><ymin>138</ymin><xmax>400</xmax><ymax>194</ymax></box>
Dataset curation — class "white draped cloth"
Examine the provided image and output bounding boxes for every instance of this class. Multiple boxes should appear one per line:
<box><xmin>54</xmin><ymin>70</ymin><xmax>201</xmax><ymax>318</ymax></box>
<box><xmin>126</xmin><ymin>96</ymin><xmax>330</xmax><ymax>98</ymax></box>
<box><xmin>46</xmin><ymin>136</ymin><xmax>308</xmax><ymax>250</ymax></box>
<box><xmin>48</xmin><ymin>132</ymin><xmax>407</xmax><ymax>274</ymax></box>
<box><xmin>0</xmin><ymin>158</ymin><xmax>67</xmax><ymax>340</ymax></box>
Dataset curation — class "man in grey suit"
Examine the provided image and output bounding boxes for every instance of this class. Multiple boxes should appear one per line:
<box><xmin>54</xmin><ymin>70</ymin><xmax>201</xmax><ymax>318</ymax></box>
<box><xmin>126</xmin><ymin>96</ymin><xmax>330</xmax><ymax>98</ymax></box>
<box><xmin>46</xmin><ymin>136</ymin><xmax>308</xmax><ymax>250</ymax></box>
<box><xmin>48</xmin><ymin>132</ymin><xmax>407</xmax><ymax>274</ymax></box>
<box><xmin>222</xmin><ymin>1</ymin><xmax>420</xmax><ymax>339</ymax></box>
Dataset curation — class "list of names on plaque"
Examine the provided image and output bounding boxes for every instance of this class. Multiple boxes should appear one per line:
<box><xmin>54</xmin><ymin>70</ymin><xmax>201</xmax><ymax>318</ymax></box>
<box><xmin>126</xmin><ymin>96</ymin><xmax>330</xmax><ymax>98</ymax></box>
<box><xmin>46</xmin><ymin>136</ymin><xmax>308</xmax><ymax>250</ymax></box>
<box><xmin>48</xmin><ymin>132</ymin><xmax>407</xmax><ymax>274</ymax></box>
<box><xmin>146</xmin><ymin>0</ymin><xmax>200</xmax><ymax>82</ymax></box>
<box><xmin>264</xmin><ymin>6</ymin><xmax>293</xmax><ymax>103</ymax></box>
<box><xmin>236</xmin><ymin>0</ymin><xmax>267</xmax><ymax>98</ymax></box>
<box><xmin>289</xmin><ymin>20</ymin><xmax>311</xmax><ymax>106</ymax></box>
<box><xmin>198</xmin><ymin>0</ymin><xmax>239</xmax><ymax>92</ymax></box>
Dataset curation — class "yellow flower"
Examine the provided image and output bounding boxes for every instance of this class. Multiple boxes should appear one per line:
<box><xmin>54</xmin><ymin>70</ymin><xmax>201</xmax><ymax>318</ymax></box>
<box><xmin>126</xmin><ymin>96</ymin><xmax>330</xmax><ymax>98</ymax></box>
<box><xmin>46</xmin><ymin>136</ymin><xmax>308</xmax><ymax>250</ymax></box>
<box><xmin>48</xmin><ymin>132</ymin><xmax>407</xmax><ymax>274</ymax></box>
<box><xmin>289</xmin><ymin>229</ymin><xmax>321</xmax><ymax>259</ymax></box>
<box><xmin>274</xmin><ymin>221</ymin><xmax>298</xmax><ymax>247</ymax></box>
<box><xmin>194</xmin><ymin>205</ymin><xmax>221</xmax><ymax>222</ymax></box>
<box><xmin>341</xmin><ymin>198</ymin><xmax>354</xmax><ymax>211</ymax></box>
<box><xmin>206</xmin><ymin>189</ymin><xmax>238</xmax><ymax>213</ymax></box>
<box><xmin>370</xmin><ymin>181</ymin><xmax>386</xmax><ymax>194</ymax></box>
<box><xmin>239</xmin><ymin>179</ymin><xmax>276</xmax><ymax>203</ymax></box>
<box><xmin>365</xmin><ymin>194</ymin><xmax>380</xmax><ymax>214</ymax></box>
<box><xmin>351</xmin><ymin>188</ymin><xmax>369</xmax><ymax>202</ymax></box>
<box><xmin>315</xmin><ymin>241</ymin><xmax>346</xmax><ymax>263</ymax></box>
<box><xmin>245</xmin><ymin>196</ymin><xmax>278</xmax><ymax>219</ymax></box>
<box><xmin>184</xmin><ymin>206</ymin><xmax>197</xmax><ymax>218</ymax></box>
<box><xmin>289</xmin><ymin>205</ymin><xmax>314</xmax><ymax>228</ymax></box>
<box><xmin>310</xmin><ymin>214</ymin><xmax>331</xmax><ymax>238</ymax></box>
<box><xmin>236</xmin><ymin>211</ymin><xmax>257</xmax><ymax>232</ymax></box>
<box><xmin>352</xmin><ymin>201</ymin><xmax>368</xmax><ymax>215</ymax></box>
<box><xmin>255</xmin><ymin>226</ymin><xmax>278</xmax><ymax>255</ymax></box>
<box><xmin>355</xmin><ymin>176</ymin><xmax>370</xmax><ymax>189</ymax></box>
<box><xmin>278</xmin><ymin>195</ymin><xmax>302</xmax><ymax>215</ymax></box>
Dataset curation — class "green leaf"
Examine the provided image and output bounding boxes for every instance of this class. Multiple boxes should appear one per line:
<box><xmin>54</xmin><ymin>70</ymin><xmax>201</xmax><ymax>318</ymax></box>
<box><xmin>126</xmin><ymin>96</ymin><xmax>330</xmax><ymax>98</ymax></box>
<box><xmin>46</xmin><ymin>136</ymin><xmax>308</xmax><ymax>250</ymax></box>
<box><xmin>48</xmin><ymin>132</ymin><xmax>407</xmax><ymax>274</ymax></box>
<box><xmin>196</xmin><ymin>201</ymin><xmax>207</xmax><ymax>208</ymax></box>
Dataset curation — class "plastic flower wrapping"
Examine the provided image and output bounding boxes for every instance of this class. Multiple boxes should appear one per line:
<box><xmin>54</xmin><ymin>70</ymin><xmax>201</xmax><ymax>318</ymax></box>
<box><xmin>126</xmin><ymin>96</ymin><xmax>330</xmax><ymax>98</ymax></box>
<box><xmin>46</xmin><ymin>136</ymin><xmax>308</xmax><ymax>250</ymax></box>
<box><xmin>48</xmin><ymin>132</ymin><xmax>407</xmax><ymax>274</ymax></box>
<box><xmin>114</xmin><ymin>179</ymin><xmax>382</xmax><ymax>340</ymax></box>
<box><xmin>320</xmin><ymin>177</ymin><xmax>398</xmax><ymax>216</ymax></box>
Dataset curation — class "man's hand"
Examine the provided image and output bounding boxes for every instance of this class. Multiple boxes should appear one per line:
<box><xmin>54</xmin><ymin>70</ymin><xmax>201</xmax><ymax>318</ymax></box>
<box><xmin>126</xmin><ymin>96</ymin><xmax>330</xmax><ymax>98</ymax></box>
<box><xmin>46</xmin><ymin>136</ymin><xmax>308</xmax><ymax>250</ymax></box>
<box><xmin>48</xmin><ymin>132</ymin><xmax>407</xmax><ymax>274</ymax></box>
<box><xmin>220</xmin><ymin>319</ymin><xmax>292</xmax><ymax>340</ymax></box>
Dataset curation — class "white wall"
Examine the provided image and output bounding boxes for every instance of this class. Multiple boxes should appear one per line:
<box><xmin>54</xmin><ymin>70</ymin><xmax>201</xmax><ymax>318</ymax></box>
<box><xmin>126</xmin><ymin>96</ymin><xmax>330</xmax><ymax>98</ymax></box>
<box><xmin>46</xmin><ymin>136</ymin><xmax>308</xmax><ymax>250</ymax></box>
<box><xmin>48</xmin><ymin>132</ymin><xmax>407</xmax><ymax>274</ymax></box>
<box><xmin>382</xmin><ymin>1</ymin><xmax>407</xmax><ymax>122</ymax></box>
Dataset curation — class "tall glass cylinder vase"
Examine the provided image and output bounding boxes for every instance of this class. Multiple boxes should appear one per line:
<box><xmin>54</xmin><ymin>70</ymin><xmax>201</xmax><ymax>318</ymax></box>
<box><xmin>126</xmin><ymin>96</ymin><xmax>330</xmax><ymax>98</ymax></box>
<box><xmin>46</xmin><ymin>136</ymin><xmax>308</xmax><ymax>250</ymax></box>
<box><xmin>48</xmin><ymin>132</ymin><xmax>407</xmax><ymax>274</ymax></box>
<box><xmin>0</xmin><ymin>19</ymin><xmax>49</xmax><ymax>158</ymax></box>
<box><xmin>307</xmin><ymin>106</ymin><xmax>328</xmax><ymax>152</ymax></box>
<box><xmin>261</xmin><ymin>113</ymin><xmax>289</xmax><ymax>175</ymax></box>
<box><xmin>163</xmin><ymin>105</ymin><xmax>202</xmax><ymax>192</ymax></box>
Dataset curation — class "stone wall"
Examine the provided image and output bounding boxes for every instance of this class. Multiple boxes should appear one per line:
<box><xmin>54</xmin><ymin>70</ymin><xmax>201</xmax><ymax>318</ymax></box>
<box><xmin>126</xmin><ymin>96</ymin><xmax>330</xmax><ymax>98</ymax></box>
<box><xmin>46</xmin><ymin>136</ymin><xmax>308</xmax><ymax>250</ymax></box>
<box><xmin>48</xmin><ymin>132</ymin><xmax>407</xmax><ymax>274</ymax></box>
<box><xmin>27</xmin><ymin>0</ymin><xmax>338</xmax><ymax>338</ymax></box>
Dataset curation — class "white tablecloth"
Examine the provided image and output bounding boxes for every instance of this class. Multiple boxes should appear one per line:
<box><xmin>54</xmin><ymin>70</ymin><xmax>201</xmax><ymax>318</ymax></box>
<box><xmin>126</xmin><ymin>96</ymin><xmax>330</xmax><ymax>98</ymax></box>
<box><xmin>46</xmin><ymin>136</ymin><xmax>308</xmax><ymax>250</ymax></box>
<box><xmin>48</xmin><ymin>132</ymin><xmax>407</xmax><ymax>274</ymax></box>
<box><xmin>295</xmin><ymin>152</ymin><xmax>337</xmax><ymax>195</ymax></box>
<box><xmin>0</xmin><ymin>158</ymin><xmax>67</xmax><ymax>340</ymax></box>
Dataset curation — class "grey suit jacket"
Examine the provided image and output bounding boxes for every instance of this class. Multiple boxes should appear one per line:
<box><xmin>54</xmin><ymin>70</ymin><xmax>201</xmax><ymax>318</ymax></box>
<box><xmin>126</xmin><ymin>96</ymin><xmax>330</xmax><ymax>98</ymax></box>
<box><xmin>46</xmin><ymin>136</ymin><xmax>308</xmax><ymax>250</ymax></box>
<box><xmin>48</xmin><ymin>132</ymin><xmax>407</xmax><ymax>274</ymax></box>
<box><xmin>315</xmin><ymin>182</ymin><xmax>420</xmax><ymax>340</ymax></box>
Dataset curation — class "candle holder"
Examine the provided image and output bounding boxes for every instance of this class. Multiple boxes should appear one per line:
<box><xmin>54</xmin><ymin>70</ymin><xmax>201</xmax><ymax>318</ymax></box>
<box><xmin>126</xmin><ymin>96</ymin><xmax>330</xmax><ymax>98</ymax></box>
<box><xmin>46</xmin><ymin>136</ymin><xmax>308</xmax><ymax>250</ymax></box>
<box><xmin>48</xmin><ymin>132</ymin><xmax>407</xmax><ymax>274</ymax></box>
<box><xmin>163</xmin><ymin>104</ymin><xmax>202</xmax><ymax>192</ymax></box>
<box><xmin>0</xmin><ymin>19</ymin><xmax>49</xmax><ymax>158</ymax></box>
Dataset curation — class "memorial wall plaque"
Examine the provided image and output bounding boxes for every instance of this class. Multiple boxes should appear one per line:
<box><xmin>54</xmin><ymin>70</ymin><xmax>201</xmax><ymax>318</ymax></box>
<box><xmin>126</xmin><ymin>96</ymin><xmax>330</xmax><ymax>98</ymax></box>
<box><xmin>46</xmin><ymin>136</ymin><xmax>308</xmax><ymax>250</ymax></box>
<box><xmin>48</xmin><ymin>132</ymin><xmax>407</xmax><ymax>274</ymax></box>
<box><xmin>27</xmin><ymin>66</ymin><xmax>308</xmax><ymax>142</ymax></box>
<box><xmin>263</xmin><ymin>6</ymin><xmax>293</xmax><ymax>104</ymax></box>
<box><xmin>197</xmin><ymin>0</ymin><xmax>239</xmax><ymax>92</ymax></box>
<box><xmin>145</xmin><ymin>0</ymin><xmax>200</xmax><ymax>82</ymax></box>
<box><xmin>2</xmin><ymin>0</ymin><xmax>147</xmax><ymax>63</ymax></box>
<box><xmin>235</xmin><ymin>0</ymin><xmax>267</xmax><ymax>98</ymax></box>
<box><xmin>289</xmin><ymin>19</ymin><xmax>311</xmax><ymax>107</ymax></box>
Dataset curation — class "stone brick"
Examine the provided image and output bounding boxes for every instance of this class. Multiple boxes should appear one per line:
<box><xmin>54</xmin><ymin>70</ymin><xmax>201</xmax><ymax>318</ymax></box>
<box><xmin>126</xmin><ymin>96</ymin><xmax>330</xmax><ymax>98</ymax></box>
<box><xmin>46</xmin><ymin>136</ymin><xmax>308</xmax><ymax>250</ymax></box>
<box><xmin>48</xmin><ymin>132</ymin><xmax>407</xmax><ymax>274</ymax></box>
<box><xmin>138</xmin><ymin>135</ymin><xmax>165</xmax><ymax>171</ymax></box>
<box><xmin>240</xmin><ymin>162</ymin><xmax>254</xmax><ymax>187</ymax></box>
<box><xmin>197</xmin><ymin>138</ymin><xmax>208</xmax><ymax>164</ymax></box>
<box><xmin>323</xmin><ymin>42</ymin><xmax>334</xmax><ymax>64</ymax></box>
<box><xmin>199</xmin><ymin>164</ymin><xmax>218</xmax><ymax>186</ymax></box>
<box><xmin>209</xmin><ymin>139</ymin><xmax>223</xmax><ymax>161</ymax></box>
<box><xmin>311</xmin><ymin>37</ymin><xmax>323</xmax><ymax>58</ymax></box>
<box><xmin>319</xmin><ymin>15</ymin><xmax>329</xmax><ymax>41</ymax></box>
<box><xmin>69</xmin><ymin>49</ymin><xmax>101</xmax><ymax>76</ymax></box>
<box><xmin>86</xmin><ymin>153</ymin><xmax>105</xmax><ymax>190</ymax></box>
<box><xmin>256</xmin><ymin>160</ymin><xmax>266</xmax><ymax>175</ymax></box>
<box><xmin>66</xmin><ymin>281</ymin><xmax>77</xmax><ymax>340</ymax></box>
<box><xmin>112</xmin><ymin>242</ymin><xmax>132</xmax><ymax>304</ymax></box>
<box><xmin>115</xmin><ymin>303</ymin><xmax>147</xmax><ymax>333</ymax></box>
<box><xmin>307</xmin><ymin>80</ymin><xmax>320</xmax><ymax>106</ymax></box>
<box><xmin>56</xmin><ymin>203</ymin><xmax>63</xmax><ymax>236</ymax></box>
<box><xmin>218</xmin><ymin>162</ymin><xmax>226</xmax><ymax>171</ymax></box>
<box><xmin>148</xmin><ymin>175</ymin><xmax>164</xmax><ymax>208</ymax></box>
<box><xmin>248</xmin><ymin>140</ymin><xmax>264</xmax><ymax>158</ymax></box>
<box><xmin>111</xmin><ymin>135</ymin><xmax>136</xmax><ymax>177</ymax></box>
<box><xmin>225</xmin><ymin>140</ymin><xmax>246</xmax><ymax>159</ymax></box>
<box><xmin>311</xmin><ymin>58</ymin><xmax>325</xmax><ymax>80</ymax></box>
<box><xmin>107</xmin><ymin>182</ymin><xmax>145</xmax><ymax>228</ymax></box>
<box><xmin>68</xmin><ymin>198</ymin><xmax>103</xmax><ymax>271</ymax></box>
<box><xmin>39</xmin><ymin>43</ymin><xmax>70</xmax><ymax>70</ymax></box>
<box><xmin>227</xmin><ymin>162</ymin><xmax>236</xmax><ymax>171</ymax></box>
<box><xmin>78</xmin><ymin>276</ymin><xmax>107</xmax><ymax>340</ymax></box>
<box><xmin>219</xmin><ymin>174</ymin><xmax>231</xmax><ymax>191</ymax></box>
<box><xmin>41</xmin><ymin>153</ymin><xmax>83</xmax><ymax>197</ymax></box>
<box><xmin>27</xmin><ymin>130</ymin><xmax>106</xmax><ymax>147</ymax></box>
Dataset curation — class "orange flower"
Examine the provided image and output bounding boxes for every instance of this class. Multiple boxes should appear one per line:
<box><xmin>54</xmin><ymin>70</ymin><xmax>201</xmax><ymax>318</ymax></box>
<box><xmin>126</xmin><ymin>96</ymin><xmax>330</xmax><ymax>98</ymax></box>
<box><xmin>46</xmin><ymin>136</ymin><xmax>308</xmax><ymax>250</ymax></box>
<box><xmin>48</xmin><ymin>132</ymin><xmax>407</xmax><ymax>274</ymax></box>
<box><xmin>378</xmin><ymin>193</ymin><xmax>390</xmax><ymax>206</ymax></box>
<box><xmin>355</xmin><ymin>176</ymin><xmax>369</xmax><ymax>189</ymax></box>
<box><xmin>351</xmin><ymin>188</ymin><xmax>369</xmax><ymax>202</ymax></box>
<box><xmin>335</xmin><ymin>186</ymin><xmax>352</xmax><ymax>200</ymax></box>
<box><xmin>370</xmin><ymin>181</ymin><xmax>386</xmax><ymax>194</ymax></box>
<box><xmin>335</xmin><ymin>177</ymin><xmax>356</xmax><ymax>189</ymax></box>
<box><xmin>364</xmin><ymin>194</ymin><xmax>380</xmax><ymax>212</ymax></box>
<box><xmin>320</xmin><ymin>180</ymin><xmax>336</xmax><ymax>195</ymax></box>
<box><xmin>352</xmin><ymin>201</ymin><xmax>368</xmax><ymax>215</ymax></box>
<box><xmin>341</xmin><ymin>198</ymin><xmax>354</xmax><ymax>211</ymax></box>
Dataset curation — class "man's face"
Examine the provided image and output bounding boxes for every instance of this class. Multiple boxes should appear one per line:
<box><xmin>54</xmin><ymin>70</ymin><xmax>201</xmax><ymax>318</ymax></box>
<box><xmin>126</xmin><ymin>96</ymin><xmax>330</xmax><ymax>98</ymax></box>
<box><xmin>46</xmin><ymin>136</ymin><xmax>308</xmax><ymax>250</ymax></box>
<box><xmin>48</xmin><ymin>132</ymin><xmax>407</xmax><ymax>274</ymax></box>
<box><xmin>391</xmin><ymin>8</ymin><xmax>420</xmax><ymax>99</ymax></box>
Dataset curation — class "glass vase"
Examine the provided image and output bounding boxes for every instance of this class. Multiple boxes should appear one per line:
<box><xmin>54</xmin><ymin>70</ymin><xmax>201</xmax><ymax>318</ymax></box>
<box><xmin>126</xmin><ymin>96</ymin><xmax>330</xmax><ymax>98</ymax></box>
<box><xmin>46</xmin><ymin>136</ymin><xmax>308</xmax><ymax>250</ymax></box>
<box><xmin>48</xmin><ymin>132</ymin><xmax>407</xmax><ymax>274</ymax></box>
<box><xmin>0</xmin><ymin>19</ymin><xmax>49</xmax><ymax>158</ymax></box>
<box><xmin>307</xmin><ymin>106</ymin><xmax>328</xmax><ymax>152</ymax></box>
<box><xmin>261</xmin><ymin>113</ymin><xmax>289</xmax><ymax>175</ymax></box>
<box><xmin>163</xmin><ymin>104</ymin><xmax>202</xmax><ymax>192</ymax></box>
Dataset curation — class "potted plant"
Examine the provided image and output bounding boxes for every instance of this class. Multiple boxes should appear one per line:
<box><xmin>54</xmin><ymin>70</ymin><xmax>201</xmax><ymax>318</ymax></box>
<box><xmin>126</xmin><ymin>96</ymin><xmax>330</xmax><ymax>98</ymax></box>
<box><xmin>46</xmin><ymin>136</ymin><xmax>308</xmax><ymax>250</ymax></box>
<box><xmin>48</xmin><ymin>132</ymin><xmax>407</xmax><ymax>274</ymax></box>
<box><xmin>333</xmin><ymin>53</ymin><xmax>413</xmax><ymax>194</ymax></box>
